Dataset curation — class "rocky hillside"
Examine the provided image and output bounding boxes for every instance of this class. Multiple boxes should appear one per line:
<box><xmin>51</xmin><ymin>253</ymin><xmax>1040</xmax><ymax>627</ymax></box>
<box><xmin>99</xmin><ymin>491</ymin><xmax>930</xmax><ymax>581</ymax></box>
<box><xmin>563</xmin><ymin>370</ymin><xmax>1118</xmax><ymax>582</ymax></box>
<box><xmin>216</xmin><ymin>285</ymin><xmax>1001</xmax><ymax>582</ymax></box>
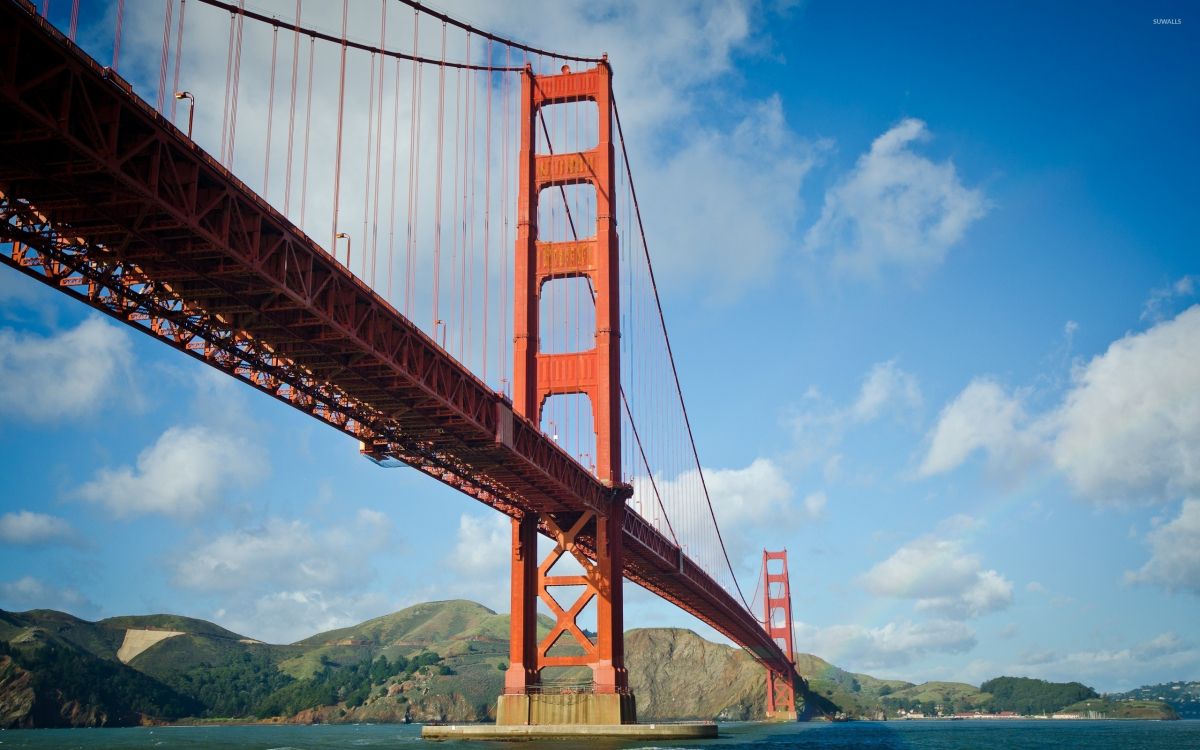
<box><xmin>1110</xmin><ymin>681</ymin><xmax>1200</xmax><ymax>719</ymax></box>
<box><xmin>0</xmin><ymin>601</ymin><xmax>1184</xmax><ymax>727</ymax></box>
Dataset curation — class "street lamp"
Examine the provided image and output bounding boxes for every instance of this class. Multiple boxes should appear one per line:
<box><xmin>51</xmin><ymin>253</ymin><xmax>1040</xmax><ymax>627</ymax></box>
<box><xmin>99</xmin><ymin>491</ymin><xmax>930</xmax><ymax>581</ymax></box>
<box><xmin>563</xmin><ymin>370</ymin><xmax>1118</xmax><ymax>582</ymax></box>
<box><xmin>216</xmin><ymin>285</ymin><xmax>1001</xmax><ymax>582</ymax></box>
<box><xmin>335</xmin><ymin>232</ymin><xmax>350</xmax><ymax>267</ymax></box>
<box><xmin>174</xmin><ymin>91</ymin><xmax>194</xmax><ymax>138</ymax></box>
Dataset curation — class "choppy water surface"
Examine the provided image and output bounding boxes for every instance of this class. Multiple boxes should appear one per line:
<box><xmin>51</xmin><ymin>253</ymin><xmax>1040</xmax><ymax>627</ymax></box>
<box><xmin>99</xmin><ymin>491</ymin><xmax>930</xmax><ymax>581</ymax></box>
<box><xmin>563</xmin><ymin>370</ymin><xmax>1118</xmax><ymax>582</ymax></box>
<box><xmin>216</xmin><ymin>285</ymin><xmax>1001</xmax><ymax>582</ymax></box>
<box><xmin>1</xmin><ymin>720</ymin><xmax>1198</xmax><ymax>749</ymax></box>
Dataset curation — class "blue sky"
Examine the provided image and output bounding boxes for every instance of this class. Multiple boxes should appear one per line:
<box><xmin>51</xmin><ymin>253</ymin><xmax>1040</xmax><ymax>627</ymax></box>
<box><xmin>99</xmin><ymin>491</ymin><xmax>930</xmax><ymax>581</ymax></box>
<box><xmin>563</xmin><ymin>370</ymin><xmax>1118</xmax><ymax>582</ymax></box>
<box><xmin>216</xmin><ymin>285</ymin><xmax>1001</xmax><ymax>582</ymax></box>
<box><xmin>1</xmin><ymin>0</ymin><xmax>1197</xmax><ymax>693</ymax></box>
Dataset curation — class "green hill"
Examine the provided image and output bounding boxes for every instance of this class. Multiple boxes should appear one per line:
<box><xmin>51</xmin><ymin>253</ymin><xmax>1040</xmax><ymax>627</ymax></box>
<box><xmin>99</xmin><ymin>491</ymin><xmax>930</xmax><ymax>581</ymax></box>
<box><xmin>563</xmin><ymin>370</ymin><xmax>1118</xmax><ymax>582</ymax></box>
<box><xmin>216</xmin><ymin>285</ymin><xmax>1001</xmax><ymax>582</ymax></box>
<box><xmin>0</xmin><ymin>602</ymin><xmax>1186</xmax><ymax>727</ymax></box>
<box><xmin>882</xmin><ymin>680</ymin><xmax>990</xmax><ymax>715</ymax></box>
<box><xmin>99</xmin><ymin>614</ymin><xmax>248</xmax><ymax>641</ymax></box>
<box><xmin>1059</xmin><ymin>697</ymin><xmax>1178</xmax><ymax>720</ymax></box>
<box><xmin>1110</xmin><ymin>681</ymin><xmax>1200</xmax><ymax>719</ymax></box>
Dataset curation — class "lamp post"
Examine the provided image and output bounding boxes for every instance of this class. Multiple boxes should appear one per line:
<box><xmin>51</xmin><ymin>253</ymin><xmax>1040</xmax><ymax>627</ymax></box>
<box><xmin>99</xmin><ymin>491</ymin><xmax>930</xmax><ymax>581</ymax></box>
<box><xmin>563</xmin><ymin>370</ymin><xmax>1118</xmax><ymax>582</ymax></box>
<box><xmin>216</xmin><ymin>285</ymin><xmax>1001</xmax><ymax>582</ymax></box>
<box><xmin>173</xmin><ymin>91</ymin><xmax>194</xmax><ymax>138</ymax></box>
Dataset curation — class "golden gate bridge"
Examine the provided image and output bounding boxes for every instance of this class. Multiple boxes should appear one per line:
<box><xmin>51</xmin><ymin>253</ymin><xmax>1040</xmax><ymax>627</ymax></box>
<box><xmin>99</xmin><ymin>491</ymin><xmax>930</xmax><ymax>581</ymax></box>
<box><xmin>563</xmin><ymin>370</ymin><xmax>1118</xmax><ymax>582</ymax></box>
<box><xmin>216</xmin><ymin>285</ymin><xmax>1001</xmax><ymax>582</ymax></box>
<box><xmin>0</xmin><ymin>0</ymin><xmax>804</xmax><ymax>729</ymax></box>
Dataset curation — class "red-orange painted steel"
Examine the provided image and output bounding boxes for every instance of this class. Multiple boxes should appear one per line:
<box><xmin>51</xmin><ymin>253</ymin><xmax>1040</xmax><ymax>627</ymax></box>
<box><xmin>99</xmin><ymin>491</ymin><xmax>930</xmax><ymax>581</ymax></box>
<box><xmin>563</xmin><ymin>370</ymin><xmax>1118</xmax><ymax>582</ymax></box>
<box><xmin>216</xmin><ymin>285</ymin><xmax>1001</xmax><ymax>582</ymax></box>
<box><xmin>763</xmin><ymin>550</ymin><xmax>799</xmax><ymax>716</ymax></box>
<box><xmin>507</xmin><ymin>62</ymin><xmax>627</xmax><ymax>695</ymax></box>
<box><xmin>0</xmin><ymin>0</ymin><xmax>797</xmax><ymax>694</ymax></box>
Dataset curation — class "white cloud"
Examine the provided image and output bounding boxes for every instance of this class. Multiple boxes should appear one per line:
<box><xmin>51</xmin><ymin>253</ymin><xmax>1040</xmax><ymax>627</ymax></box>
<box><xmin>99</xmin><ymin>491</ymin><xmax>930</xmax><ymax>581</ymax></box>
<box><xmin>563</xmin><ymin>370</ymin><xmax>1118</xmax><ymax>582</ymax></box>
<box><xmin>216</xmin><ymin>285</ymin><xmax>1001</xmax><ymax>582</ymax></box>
<box><xmin>921</xmin><ymin>306</ymin><xmax>1200</xmax><ymax>507</ymax></box>
<box><xmin>173</xmin><ymin>509</ymin><xmax>391</xmax><ymax>592</ymax></box>
<box><xmin>0</xmin><ymin>317</ymin><xmax>132</xmax><ymax>421</ymax></box>
<box><xmin>0</xmin><ymin>576</ymin><xmax>99</xmax><ymax>617</ymax></box>
<box><xmin>637</xmin><ymin>96</ymin><xmax>825</xmax><ymax>299</ymax></box>
<box><xmin>861</xmin><ymin>534</ymin><xmax>1013</xmax><ymax>619</ymax></box>
<box><xmin>850</xmin><ymin>359</ymin><xmax>923</xmax><ymax>422</ymax></box>
<box><xmin>452</xmin><ymin>512</ymin><xmax>510</xmax><ymax>577</ymax></box>
<box><xmin>804</xmin><ymin>118</ymin><xmax>989</xmax><ymax>278</ymax></box>
<box><xmin>918</xmin><ymin>378</ymin><xmax>1040</xmax><ymax>478</ymax></box>
<box><xmin>705</xmin><ymin>458</ymin><xmax>798</xmax><ymax>527</ymax></box>
<box><xmin>794</xmin><ymin>618</ymin><xmax>976</xmax><ymax>670</ymax></box>
<box><xmin>170</xmin><ymin>509</ymin><xmax>396</xmax><ymax>643</ymax></box>
<box><xmin>1050</xmin><ymin>305</ymin><xmax>1200</xmax><ymax>505</ymax></box>
<box><xmin>1005</xmin><ymin>632</ymin><xmax>1199</xmax><ymax>690</ymax></box>
<box><xmin>0</xmin><ymin>511</ymin><xmax>75</xmax><ymax>545</ymax></box>
<box><xmin>112</xmin><ymin>0</ymin><xmax>812</xmax><ymax>325</ymax></box>
<box><xmin>1142</xmin><ymin>275</ymin><xmax>1196</xmax><ymax>322</ymax></box>
<box><xmin>443</xmin><ymin>511</ymin><xmax>512</xmax><ymax>611</ymax></box>
<box><xmin>791</xmin><ymin>359</ymin><xmax>922</xmax><ymax>473</ymax></box>
<box><xmin>1126</xmin><ymin>499</ymin><xmax>1200</xmax><ymax>595</ymax></box>
<box><xmin>75</xmin><ymin>425</ymin><xmax>266</xmax><ymax>519</ymax></box>
<box><xmin>215</xmin><ymin>589</ymin><xmax>394</xmax><ymax>645</ymax></box>
<box><xmin>802</xmin><ymin>491</ymin><xmax>827</xmax><ymax>519</ymax></box>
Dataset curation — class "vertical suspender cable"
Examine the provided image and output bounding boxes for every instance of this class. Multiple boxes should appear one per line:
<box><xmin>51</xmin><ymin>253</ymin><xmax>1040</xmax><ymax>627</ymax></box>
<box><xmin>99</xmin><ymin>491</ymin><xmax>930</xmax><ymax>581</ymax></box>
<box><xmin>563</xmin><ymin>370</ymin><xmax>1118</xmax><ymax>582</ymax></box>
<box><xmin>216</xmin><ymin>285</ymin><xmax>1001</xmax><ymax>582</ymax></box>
<box><xmin>386</xmin><ymin>42</ymin><xmax>402</xmax><ymax>304</ymax></box>
<box><xmin>299</xmin><ymin>35</ymin><xmax>315</xmax><ymax>229</ymax></box>
<box><xmin>404</xmin><ymin>10</ymin><xmax>422</xmax><ymax>318</ymax></box>
<box><xmin>369</xmin><ymin>0</ymin><xmax>388</xmax><ymax>288</ymax></box>
<box><xmin>330</xmin><ymin>0</ymin><xmax>349</xmax><ymax>259</ymax></box>
<box><xmin>227</xmin><ymin>1</ymin><xmax>246</xmax><ymax>167</ymax></box>
<box><xmin>68</xmin><ymin>0</ymin><xmax>79</xmax><ymax>40</ymax></box>
<box><xmin>361</xmin><ymin>45</ymin><xmax>378</xmax><ymax>278</ymax></box>
<box><xmin>111</xmin><ymin>0</ymin><xmax>125</xmax><ymax>70</ymax></box>
<box><xmin>263</xmin><ymin>25</ymin><xmax>280</xmax><ymax>196</ymax></box>
<box><xmin>170</xmin><ymin>0</ymin><xmax>188</xmax><ymax>123</ymax></box>
<box><xmin>431</xmin><ymin>22</ymin><xmax>447</xmax><ymax>334</ymax></box>
<box><xmin>219</xmin><ymin>11</ymin><xmax>235</xmax><ymax>163</ymax></box>
<box><xmin>156</xmin><ymin>0</ymin><xmax>175</xmax><ymax>113</ymax></box>
<box><xmin>448</xmin><ymin>53</ymin><xmax>461</xmax><ymax>345</ymax></box>
<box><xmin>283</xmin><ymin>0</ymin><xmax>301</xmax><ymax>215</ymax></box>
<box><xmin>481</xmin><ymin>38</ymin><xmax>492</xmax><ymax>383</ymax></box>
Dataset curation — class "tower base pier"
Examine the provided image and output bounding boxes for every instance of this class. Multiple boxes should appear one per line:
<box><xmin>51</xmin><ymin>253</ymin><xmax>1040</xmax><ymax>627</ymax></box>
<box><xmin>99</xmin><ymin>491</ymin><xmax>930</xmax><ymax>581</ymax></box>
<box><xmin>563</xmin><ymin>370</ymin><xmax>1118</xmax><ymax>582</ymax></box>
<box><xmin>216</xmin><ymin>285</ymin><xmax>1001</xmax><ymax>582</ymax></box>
<box><xmin>495</xmin><ymin>692</ymin><xmax>636</xmax><ymax>726</ymax></box>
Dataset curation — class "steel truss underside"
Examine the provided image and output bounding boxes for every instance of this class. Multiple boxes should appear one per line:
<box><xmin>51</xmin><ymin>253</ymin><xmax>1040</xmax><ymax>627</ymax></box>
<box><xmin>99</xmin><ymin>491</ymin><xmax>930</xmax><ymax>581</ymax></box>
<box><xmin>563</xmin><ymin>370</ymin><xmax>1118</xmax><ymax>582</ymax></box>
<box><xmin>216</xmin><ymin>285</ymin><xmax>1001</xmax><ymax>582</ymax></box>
<box><xmin>0</xmin><ymin>0</ymin><xmax>797</xmax><ymax>682</ymax></box>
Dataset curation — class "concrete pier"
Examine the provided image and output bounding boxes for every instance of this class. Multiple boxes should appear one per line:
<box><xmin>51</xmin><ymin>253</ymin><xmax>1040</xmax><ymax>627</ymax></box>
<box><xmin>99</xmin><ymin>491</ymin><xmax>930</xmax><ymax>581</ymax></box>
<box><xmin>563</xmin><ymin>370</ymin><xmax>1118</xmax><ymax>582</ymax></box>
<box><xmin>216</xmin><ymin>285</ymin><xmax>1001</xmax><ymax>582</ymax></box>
<box><xmin>421</xmin><ymin>721</ymin><xmax>718</xmax><ymax>741</ymax></box>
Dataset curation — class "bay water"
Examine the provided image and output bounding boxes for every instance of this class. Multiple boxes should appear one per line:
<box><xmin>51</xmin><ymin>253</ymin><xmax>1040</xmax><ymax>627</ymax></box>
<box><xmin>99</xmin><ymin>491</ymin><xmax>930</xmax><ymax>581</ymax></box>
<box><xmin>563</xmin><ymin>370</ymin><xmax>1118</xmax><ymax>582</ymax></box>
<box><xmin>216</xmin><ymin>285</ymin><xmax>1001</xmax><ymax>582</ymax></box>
<box><xmin>1</xmin><ymin>720</ymin><xmax>1197</xmax><ymax>749</ymax></box>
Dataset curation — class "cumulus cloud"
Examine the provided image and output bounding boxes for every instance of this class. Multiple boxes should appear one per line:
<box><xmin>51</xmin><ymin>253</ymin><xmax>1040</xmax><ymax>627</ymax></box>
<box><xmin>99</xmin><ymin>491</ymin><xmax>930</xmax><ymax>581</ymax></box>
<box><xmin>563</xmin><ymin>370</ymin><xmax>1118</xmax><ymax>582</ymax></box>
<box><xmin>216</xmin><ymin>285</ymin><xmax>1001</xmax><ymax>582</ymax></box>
<box><xmin>850</xmin><ymin>360</ymin><xmax>923</xmax><ymax>422</ymax></box>
<box><xmin>918</xmin><ymin>378</ymin><xmax>1040</xmax><ymax>478</ymax></box>
<box><xmin>1142</xmin><ymin>275</ymin><xmax>1196</xmax><ymax>322</ymax></box>
<box><xmin>1050</xmin><ymin>305</ymin><xmax>1200</xmax><ymax>504</ymax></box>
<box><xmin>0</xmin><ymin>317</ymin><xmax>132</xmax><ymax>421</ymax></box>
<box><xmin>637</xmin><ymin>96</ymin><xmax>825</xmax><ymax>299</ymax></box>
<box><xmin>443</xmin><ymin>511</ymin><xmax>512</xmax><ymax>611</ymax></box>
<box><xmin>173</xmin><ymin>509</ymin><xmax>391</xmax><ymax>592</ymax></box>
<box><xmin>0</xmin><ymin>511</ymin><xmax>75</xmax><ymax>546</ymax></box>
<box><xmin>920</xmin><ymin>305</ymin><xmax>1200</xmax><ymax>507</ymax></box>
<box><xmin>0</xmin><ymin>576</ymin><xmax>99</xmax><ymax>617</ymax></box>
<box><xmin>1005</xmin><ymin>631</ymin><xmax>1199</xmax><ymax>689</ymax></box>
<box><xmin>171</xmin><ymin>509</ymin><xmax>396</xmax><ymax>643</ymax></box>
<box><xmin>452</xmin><ymin>512</ymin><xmax>511</xmax><ymax>577</ymax></box>
<box><xmin>112</xmin><ymin>0</ymin><xmax>813</xmax><ymax>328</ymax></box>
<box><xmin>704</xmin><ymin>458</ymin><xmax>799</xmax><ymax>527</ymax></box>
<box><xmin>791</xmin><ymin>359</ymin><xmax>922</xmax><ymax>474</ymax></box>
<box><xmin>861</xmin><ymin>533</ymin><xmax>1013</xmax><ymax>619</ymax></box>
<box><xmin>75</xmin><ymin>425</ymin><xmax>266</xmax><ymax>519</ymax></box>
<box><xmin>804</xmin><ymin>118</ymin><xmax>989</xmax><ymax>278</ymax></box>
<box><xmin>794</xmin><ymin>618</ymin><xmax>976</xmax><ymax>670</ymax></box>
<box><xmin>1126</xmin><ymin>499</ymin><xmax>1200</xmax><ymax>595</ymax></box>
<box><xmin>215</xmin><ymin>589</ymin><xmax>394</xmax><ymax>645</ymax></box>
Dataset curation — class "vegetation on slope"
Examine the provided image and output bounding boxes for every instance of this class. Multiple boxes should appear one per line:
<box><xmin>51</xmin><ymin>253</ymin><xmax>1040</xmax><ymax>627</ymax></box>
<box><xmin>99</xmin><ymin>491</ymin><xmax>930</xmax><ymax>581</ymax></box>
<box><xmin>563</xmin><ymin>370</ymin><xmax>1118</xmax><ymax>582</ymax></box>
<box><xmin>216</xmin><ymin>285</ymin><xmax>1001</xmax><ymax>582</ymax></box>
<box><xmin>1060</xmin><ymin>697</ymin><xmax>1178</xmax><ymax>719</ymax></box>
<box><xmin>1110</xmin><ymin>681</ymin><xmax>1200</xmax><ymax>719</ymax></box>
<box><xmin>0</xmin><ymin>602</ymin><xmax>1186</xmax><ymax>727</ymax></box>
<box><xmin>0</xmin><ymin>640</ymin><xmax>199</xmax><ymax>727</ymax></box>
<box><xmin>981</xmin><ymin>676</ymin><xmax>1097</xmax><ymax>715</ymax></box>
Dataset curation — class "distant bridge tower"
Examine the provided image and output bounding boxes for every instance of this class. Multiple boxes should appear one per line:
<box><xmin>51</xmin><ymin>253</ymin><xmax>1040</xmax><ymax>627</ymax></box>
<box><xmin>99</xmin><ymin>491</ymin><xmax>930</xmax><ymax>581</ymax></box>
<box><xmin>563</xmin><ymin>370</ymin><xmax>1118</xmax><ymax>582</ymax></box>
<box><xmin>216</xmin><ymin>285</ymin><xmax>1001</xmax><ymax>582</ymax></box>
<box><xmin>498</xmin><ymin>60</ymin><xmax>636</xmax><ymax>726</ymax></box>
<box><xmin>763</xmin><ymin>549</ymin><xmax>799</xmax><ymax>720</ymax></box>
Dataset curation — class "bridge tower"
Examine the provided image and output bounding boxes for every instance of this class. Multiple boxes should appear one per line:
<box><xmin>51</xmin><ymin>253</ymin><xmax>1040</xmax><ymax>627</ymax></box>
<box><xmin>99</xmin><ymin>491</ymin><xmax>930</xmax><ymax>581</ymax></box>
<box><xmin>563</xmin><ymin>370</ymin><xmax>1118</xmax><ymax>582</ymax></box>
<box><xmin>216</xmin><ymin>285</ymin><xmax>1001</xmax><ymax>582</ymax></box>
<box><xmin>497</xmin><ymin>61</ymin><xmax>636</xmax><ymax>726</ymax></box>
<box><xmin>763</xmin><ymin>549</ymin><xmax>799</xmax><ymax>720</ymax></box>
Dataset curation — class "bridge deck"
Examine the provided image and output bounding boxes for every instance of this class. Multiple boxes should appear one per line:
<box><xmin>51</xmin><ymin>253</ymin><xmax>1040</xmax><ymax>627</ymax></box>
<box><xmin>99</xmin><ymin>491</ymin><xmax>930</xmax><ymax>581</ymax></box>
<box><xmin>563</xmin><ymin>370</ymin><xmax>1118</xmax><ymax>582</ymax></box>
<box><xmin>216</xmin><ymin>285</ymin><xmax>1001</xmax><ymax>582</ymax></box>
<box><xmin>0</xmin><ymin>0</ymin><xmax>793</xmax><ymax>679</ymax></box>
